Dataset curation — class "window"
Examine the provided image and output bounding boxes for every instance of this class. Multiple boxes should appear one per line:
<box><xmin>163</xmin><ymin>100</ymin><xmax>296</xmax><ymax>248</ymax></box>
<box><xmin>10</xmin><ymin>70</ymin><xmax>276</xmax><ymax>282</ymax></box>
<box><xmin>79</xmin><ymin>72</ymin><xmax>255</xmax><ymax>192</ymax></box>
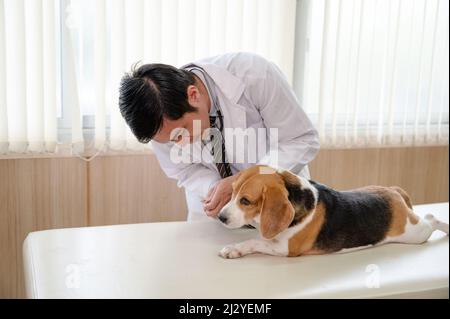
<box><xmin>294</xmin><ymin>0</ymin><xmax>449</xmax><ymax>147</ymax></box>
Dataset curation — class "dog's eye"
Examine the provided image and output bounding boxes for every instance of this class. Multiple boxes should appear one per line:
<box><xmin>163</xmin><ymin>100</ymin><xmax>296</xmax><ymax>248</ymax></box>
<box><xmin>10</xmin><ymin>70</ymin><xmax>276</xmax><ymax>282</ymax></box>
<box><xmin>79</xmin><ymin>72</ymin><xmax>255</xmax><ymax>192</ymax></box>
<box><xmin>240</xmin><ymin>197</ymin><xmax>251</xmax><ymax>206</ymax></box>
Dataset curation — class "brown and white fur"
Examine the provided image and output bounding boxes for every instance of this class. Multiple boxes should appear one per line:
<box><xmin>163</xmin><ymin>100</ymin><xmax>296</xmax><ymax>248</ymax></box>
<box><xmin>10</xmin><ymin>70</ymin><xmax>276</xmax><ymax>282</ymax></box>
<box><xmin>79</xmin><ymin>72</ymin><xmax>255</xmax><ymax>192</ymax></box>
<box><xmin>217</xmin><ymin>165</ymin><xmax>449</xmax><ymax>259</ymax></box>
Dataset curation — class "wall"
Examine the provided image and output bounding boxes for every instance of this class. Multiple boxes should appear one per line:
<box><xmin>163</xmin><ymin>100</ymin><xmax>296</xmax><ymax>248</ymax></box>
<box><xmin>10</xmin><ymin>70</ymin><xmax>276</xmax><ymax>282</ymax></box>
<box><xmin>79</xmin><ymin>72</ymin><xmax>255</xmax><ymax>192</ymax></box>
<box><xmin>309</xmin><ymin>146</ymin><xmax>449</xmax><ymax>204</ymax></box>
<box><xmin>0</xmin><ymin>145</ymin><xmax>448</xmax><ymax>298</ymax></box>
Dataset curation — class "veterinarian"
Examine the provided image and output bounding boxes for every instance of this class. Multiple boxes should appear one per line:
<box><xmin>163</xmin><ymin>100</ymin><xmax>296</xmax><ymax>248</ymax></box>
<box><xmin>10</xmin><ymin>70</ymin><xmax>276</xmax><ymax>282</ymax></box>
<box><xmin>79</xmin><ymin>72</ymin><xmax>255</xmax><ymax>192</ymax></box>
<box><xmin>119</xmin><ymin>52</ymin><xmax>319</xmax><ymax>221</ymax></box>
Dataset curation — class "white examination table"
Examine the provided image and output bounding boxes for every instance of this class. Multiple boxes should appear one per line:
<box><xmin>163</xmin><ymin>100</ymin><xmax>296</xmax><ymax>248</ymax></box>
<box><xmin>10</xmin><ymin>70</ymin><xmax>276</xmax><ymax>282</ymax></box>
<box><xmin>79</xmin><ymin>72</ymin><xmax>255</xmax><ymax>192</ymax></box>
<box><xmin>23</xmin><ymin>203</ymin><xmax>449</xmax><ymax>299</ymax></box>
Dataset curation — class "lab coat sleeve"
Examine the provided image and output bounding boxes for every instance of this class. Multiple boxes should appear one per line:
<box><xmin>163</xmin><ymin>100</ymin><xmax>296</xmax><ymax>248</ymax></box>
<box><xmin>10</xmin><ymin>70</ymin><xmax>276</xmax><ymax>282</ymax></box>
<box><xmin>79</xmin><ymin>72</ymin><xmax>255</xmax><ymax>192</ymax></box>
<box><xmin>151</xmin><ymin>141</ymin><xmax>220</xmax><ymax>200</ymax></box>
<box><xmin>247</xmin><ymin>57</ymin><xmax>320</xmax><ymax>173</ymax></box>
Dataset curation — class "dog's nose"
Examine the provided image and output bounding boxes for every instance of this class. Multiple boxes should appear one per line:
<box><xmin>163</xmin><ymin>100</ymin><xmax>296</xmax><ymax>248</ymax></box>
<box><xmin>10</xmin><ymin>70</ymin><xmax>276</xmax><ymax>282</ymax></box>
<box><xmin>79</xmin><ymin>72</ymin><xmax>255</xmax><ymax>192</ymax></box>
<box><xmin>218</xmin><ymin>214</ymin><xmax>228</xmax><ymax>224</ymax></box>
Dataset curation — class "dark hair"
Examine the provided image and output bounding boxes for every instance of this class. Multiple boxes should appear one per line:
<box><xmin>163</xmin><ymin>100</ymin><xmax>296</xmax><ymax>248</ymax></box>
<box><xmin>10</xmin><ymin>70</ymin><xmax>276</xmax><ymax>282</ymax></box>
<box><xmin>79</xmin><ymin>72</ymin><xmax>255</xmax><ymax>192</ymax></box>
<box><xmin>119</xmin><ymin>63</ymin><xmax>197</xmax><ymax>143</ymax></box>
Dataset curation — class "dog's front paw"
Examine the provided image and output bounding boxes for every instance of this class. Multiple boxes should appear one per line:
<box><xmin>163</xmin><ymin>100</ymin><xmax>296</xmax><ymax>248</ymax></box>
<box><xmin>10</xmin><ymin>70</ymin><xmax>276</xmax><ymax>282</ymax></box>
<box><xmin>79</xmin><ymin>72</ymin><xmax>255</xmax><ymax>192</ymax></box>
<box><xmin>219</xmin><ymin>245</ymin><xmax>244</xmax><ymax>259</ymax></box>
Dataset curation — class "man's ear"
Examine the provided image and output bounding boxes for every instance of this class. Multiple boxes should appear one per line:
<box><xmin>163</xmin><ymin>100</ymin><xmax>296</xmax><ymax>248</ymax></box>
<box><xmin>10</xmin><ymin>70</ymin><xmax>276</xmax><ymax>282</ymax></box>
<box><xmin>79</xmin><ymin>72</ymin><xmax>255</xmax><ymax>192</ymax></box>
<box><xmin>187</xmin><ymin>84</ymin><xmax>200</xmax><ymax>105</ymax></box>
<box><xmin>260</xmin><ymin>185</ymin><xmax>295</xmax><ymax>239</ymax></box>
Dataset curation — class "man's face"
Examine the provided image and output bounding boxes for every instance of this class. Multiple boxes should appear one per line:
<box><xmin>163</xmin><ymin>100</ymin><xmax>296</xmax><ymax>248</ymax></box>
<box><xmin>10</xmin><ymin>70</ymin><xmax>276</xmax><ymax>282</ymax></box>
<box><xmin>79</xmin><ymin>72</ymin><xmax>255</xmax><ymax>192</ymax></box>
<box><xmin>152</xmin><ymin>80</ymin><xmax>211</xmax><ymax>144</ymax></box>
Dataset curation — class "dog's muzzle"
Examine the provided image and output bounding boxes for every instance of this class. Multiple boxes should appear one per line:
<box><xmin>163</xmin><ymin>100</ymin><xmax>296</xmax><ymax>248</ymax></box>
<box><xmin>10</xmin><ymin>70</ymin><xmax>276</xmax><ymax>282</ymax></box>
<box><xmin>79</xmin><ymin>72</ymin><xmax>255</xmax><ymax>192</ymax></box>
<box><xmin>218</xmin><ymin>213</ymin><xmax>228</xmax><ymax>224</ymax></box>
<box><xmin>218</xmin><ymin>202</ymin><xmax>231</xmax><ymax>225</ymax></box>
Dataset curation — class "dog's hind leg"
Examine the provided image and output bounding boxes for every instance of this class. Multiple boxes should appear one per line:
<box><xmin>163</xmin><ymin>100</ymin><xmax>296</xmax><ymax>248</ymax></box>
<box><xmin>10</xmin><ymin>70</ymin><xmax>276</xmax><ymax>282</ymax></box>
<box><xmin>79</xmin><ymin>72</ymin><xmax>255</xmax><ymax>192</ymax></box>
<box><xmin>424</xmin><ymin>214</ymin><xmax>449</xmax><ymax>235</ymax></box>
<box><xmin>382</xmin><ymin>213</ymin><xmax>449</xmax><ymax>245</ymax></box>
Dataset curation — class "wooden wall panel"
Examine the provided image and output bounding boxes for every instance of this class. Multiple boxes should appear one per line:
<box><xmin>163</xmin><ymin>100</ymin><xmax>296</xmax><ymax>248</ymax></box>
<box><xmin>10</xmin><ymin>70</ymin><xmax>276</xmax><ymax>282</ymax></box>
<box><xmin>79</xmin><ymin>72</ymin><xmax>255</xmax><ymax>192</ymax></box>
<box><xmin>309</xmin><ymin>146</ymin><xmax>449</xmax><ymax>205</ymax></box>
<box><xmin>309</xmin><ymin>148</ymin><xmax>381</xmax><ymax>190</ymax></box>
<box><xmin>376</xmin><ymin>146</ymin><xmax>449</xmax><ymax>204</ymax></box>
<box><xmin>0</xmin><ymin>158</ymin><xmax>88</xmax><ymax>299</ymax></box>
<box><xmin>87</xmin><ymin>154</ymin><xmax>188</xmax><ymax>226</ymax></box>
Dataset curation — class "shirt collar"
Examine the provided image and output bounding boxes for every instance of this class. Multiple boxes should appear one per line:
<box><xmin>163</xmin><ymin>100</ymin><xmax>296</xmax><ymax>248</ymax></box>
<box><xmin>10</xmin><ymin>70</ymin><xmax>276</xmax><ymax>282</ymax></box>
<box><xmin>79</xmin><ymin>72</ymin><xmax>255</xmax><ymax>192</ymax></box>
<box><xmin>181</xmin><ymin>62</ymin><xmax>245</xmax><ymax>104</ymax></box>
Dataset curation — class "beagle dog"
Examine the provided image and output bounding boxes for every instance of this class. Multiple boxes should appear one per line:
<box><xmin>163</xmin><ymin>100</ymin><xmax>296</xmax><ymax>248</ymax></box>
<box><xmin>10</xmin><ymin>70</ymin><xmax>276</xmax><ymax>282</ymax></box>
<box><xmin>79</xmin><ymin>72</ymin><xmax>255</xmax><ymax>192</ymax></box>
<box><xmin>218</xmin><ymin>165</ymin><xmax>449</xmax><ymax>258</ymax></box>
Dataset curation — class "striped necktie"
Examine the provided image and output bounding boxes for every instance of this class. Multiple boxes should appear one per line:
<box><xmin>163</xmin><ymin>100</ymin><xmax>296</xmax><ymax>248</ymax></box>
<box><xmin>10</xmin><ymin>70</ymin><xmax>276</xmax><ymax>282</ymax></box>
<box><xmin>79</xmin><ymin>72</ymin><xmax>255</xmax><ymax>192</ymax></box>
<box><xmin>209</xmin><ymin>110</ymin><xmax>233</xmax><ymax>179</ymax></box>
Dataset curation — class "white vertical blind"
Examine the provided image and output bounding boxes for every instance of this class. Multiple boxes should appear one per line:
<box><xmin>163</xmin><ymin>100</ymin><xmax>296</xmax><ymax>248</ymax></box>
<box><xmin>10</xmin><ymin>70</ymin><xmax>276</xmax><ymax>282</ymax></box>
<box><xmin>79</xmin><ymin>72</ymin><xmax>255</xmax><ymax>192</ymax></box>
<box><xmin>94</xmin><ymin>0</ymin><xmax>106</xmax><ymax>149</ymax></box>
<box><xmin>177</xmin><ymin>0</ymin><xmax>195</xmax><ymax>66</ymax></box>
<box><xmin>296</xmin><ymin>0</ymin><xmax>449</xmax><ymax>147</ymax></box>
<box><xmin>424</xmin><ymin>0</ymin><xmax>440</xmax><ymax>141</ymax></box>
<box><xmin>194</xmin><ymin>0</ymin><xmax>211</xmax><ymax>59</ymax></box>
<box><xmin>242</xmin><ymin>0</ymin><xmax>258</xmax><ymax>52</ymax></box>
<box><xmin>330</xmin><ymin>0</ymin><xmax>343</xmax><ymax>144</ymax></box>
<box><xmin>0</xmin><ymin>0</ymin><xmax>59</xmax><ymax>154</ymax></box>
<box><xmin>1</xmin><ymin>0</ymin><xmax>447</xmax><ymax>155</ymax></box>
<box><xmin>65</xmin><ymin>29</ymin><xmax>84</xmax><ymax>153</ymax></box>
<box><xmin>376</xmin><ymin>0</ymin><xmax>392</xmax><ymax>144</ymax></box>
<box><xmin>386</xmin><ymin>0</ymin><xmax>402</xmax><ymax>142</ymax></box>
<box><xmin>210</xmin><ymin>0</ymin><xmax>227</xmax><ymax>56</ymax></box>
<box><xmin>363</xmin><ymin>0</ymin><xmax>377</xmax><ymax>142</ymax></box>
<box><xmin>63</xmin><ymin>0</ymin><xmax>83</xmax><ymax>154</ymax></box>
<box><xmin>124</xmin><ymin>0</ymin><xmax>144</xmax><ymax>150</ymax></box>
<box><xmin>109</xmin><ymin>0</ymin><xmax>127</xmax><ymax>150</ymax></box>
<box><xmin>256</xmin><ymin>0</ymin><xmax>271</xmax><ymax>57</ymax></box>
<box><xmin>161</xmin><ymin>0</ymin><xmax>178</xmax><ymax>66</ymax></box>
<box><xmin>4</xmin><ymin>0</ymin><xmax>27</xmax><ymax>153</ymax></box>
<box><xmin>144</xmin><ymin>0</ymin><xmax>162</xmax><ymax>63</ymax></box>
<box><xmin>438</xmin><ymin>28</ymin><xmax>449</xmax><ymax>143</ymax></box>
<box><xmin>42</xmin><ymin>0</ymin><xmax>57</xmax><ymax>152</ymax></box>
<box><xmin>317</xmin><ymin>0</ymin><xmax>332</xmax><ymax>141</ymax></box>
<box><xmin>25</xmin><ymin>0</ymin><xmax>44</xmax><ymax>152</ymax></box>
<box><xmin>1</xmin><ymin>0</ymin><xmax>298</xmax><ymax>154</ymax></box>
<box><xmin>350</xmin><ymin>0</ymin><xmax>364</xmax><ymax>144</ymax></box>
<box><xmin>0</xmin><ymin>0</ymin><xmax>7</xmax><ymax>153</ymax></box>
<box><xmin>271</xmin><ymin>0</ymin><xmax>297</xmax><ymax>82</ymax></box>
<box><xmin>225</xmin><ymin>0</ymin><xmax>243</xmax><ymax>52</ymax></box>
<box><xmin>66</xmin><ymin>0</ymin><xmax>297</xmax><ymax>152</ymax></box>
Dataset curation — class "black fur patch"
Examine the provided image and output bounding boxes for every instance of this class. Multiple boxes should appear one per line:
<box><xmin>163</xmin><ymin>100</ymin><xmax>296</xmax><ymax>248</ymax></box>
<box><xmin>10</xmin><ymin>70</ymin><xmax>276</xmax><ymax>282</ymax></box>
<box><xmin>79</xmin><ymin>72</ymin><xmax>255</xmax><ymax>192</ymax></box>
<box><xmin>284</xmin><ymin>181</ymin><xmax>316</xmax><ymax>227</ymax></box>
<box><xmin>302</xmin><ymin>188</ymin><xmax>315</xmax><ymax>211</ymax></box>
<box><xmin>310</xmin><ymin>181</ymin><xmax>392</xmax><ymax>252</ymax></box>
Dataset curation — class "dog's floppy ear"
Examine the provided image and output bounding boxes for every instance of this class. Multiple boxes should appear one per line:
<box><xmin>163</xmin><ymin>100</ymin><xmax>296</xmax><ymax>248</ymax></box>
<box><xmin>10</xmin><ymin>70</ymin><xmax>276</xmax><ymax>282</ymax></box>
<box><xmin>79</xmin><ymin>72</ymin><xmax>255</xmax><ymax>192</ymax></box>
<box><xmin>260</xmin><ymin>185</ymin><xmax>295</xmax><ymax>239</ymax></box>
<box><xmin>278</xmin><ymin>169</ymin><xmax>316</xmax><ymax>214</ymax></box>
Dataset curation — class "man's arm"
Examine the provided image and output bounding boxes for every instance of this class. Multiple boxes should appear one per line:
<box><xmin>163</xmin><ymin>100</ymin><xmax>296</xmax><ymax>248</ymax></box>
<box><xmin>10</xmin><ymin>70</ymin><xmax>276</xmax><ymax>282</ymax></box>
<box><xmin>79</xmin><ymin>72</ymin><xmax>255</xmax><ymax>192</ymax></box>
<box><xmin>246</xmin><ymin>56</ymin><xmax>320</xmax><ymax>172</ymax></box>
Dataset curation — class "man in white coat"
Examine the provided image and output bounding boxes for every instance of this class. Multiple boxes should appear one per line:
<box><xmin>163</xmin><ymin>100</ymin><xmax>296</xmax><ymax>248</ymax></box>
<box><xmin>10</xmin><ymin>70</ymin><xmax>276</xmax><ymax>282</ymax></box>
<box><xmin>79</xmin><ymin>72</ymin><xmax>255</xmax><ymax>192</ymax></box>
<box><xmin>119</xmin><ymin>52</ymin><xmax>319</xmax><ymax>221</ymax></box>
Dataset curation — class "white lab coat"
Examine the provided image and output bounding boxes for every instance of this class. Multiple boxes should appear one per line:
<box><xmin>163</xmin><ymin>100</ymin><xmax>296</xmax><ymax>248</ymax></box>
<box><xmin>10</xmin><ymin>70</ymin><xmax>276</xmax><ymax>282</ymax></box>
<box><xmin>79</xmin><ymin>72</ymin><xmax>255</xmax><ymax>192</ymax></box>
<box><xmin>152</xmin><ymin>52</ymin><xmax>320</xmax><ymax>221</ymax></box>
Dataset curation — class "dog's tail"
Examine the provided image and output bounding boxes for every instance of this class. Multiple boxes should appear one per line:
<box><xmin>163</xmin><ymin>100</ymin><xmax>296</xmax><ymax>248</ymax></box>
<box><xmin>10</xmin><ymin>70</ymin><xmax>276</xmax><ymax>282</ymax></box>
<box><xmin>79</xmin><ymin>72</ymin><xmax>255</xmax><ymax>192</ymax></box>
<box><xmin>390</xmin><ymin>186</ymin><xmax>413</xmax><ymax>209</ymax></box>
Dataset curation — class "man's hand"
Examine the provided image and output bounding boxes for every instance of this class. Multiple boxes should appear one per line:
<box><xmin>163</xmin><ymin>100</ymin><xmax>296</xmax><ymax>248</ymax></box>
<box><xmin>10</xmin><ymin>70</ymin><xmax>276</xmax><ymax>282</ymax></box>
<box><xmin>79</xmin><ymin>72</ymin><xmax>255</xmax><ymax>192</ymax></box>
<box><xmin>202</xmin><ymin>175</ymin><xmax>238</xmax><ymax>217</ymax></box>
